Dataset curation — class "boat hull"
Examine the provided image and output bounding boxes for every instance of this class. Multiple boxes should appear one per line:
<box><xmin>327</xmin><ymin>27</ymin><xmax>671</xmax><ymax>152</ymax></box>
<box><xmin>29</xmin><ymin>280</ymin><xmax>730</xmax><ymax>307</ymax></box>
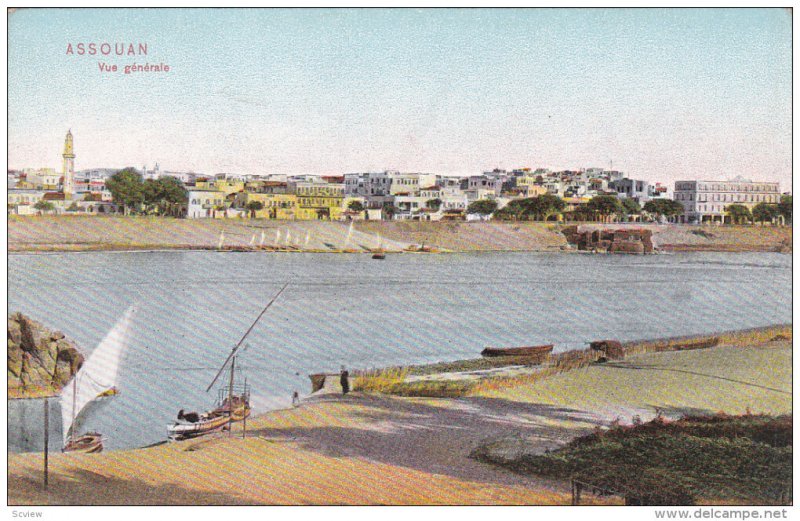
<box><xmin>168</xmin><ymin>414</ymin><xmax>230</xmax><ymax>441</ymax></box>
<box><xmin>63</xmin><ymin>433</ymin><xmax>104</xmax><ymax>454</ymax></box>
<box><xmin>481</xmin><ymin>344</ymin><xmax>554</xmax><ymax>358</ymax></box>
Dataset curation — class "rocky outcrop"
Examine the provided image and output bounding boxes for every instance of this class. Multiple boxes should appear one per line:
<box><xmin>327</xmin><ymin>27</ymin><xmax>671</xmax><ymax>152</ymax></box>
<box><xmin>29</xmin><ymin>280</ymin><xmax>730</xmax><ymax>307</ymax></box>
<box><xmin>8</xmin><ymin>312</ymin><xmax>84</xmax><ymax>399</ymax></box>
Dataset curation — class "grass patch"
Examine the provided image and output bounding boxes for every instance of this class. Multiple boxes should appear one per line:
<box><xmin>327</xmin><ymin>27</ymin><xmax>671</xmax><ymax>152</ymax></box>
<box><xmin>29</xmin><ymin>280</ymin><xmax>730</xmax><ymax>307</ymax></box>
<box><xmin>473</xmin><ymin>414</ymin><xmax>792</xmax><ymax>505</ymax></box>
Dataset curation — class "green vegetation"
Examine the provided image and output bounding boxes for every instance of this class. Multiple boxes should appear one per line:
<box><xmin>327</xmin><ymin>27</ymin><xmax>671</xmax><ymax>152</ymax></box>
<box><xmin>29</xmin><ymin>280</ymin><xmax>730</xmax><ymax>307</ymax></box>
<box><xmin>347</xmin><ymin>200</ymin><xmax>365</xmax><ymax>212</ymax></box>
<box><xmin>33</xmin><ymin>200</ymin><xmax>55</xmax><ymax>214</ymax></box>
<box><xmin>466</xmin><ymin>199</ymin><xmax>498</xmax><ymax>216</ymax></box>
<box><xmin>494</xmin><ymin>194</ymin><xmax>565</xmax><ymax>221</ymax></box>
<box><xmin>425</xmin><ymin>198</ymin><xmax>442</xmax><ymax>211</ymax></box>
<box><xmin>778</xmin><ymin>195</ymin><xmax>792</xmax><ymax>222</ymax></box>
<box><xmin>725</xmin><ymin>204</ymin><xmax>753</xmax><ymax>225</ymax></box>
<box><xmin>473</xmin><ymin>414</ymin><xmax>792</xmax><ymax>505</ymax></box>
<box><xmin>752</xmin><ymin>202</ymin><xmax>780</xmax><ymax>224</ymax></box>
<box><xmin>587</xmin><ymin>195</ymin><xmax>623</xmax><ymax>220</ymax></box>
<box><xmin>246</xmin><ymin>200</ymin><xmax>264</xmax><ymax>218</ymax></box>
<box><xmin>620</xmin><ymin>197</ymin><xmax>641</xmax><ymax>216</ymax></box>
<box><xmin>643</xmin><ymin>198</ymin><xmax>684</xmax><ymax>221</ymax></box>
<box><xmin>106</xmin><ymin>168</ymin><xmax>188</xmax><ymax>215</ymax></box>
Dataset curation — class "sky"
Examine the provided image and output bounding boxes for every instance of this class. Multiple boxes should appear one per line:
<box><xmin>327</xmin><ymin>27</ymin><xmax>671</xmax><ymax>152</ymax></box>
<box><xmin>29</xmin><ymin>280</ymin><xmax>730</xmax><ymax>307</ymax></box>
<box><xmin>8</xmin><ymin>8</ymin><xmax>793</xmax><ymax>190</ymax></box>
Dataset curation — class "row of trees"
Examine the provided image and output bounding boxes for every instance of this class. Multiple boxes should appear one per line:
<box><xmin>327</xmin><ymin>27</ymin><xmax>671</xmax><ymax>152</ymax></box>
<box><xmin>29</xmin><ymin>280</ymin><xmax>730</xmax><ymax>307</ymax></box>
<box><xmin>105</xmin><ymin>168</ymin><xmax>189</xmax><ymax>216</ymax></box>
<box><xmin>726</xmin><ymin>196</ymin><xmax>792</xmax><ymax>224</ymax></box>
<box><xmin>464</xmin><ymin>194</ymin><xmax>685</xmax><ymax>222</ymax></box>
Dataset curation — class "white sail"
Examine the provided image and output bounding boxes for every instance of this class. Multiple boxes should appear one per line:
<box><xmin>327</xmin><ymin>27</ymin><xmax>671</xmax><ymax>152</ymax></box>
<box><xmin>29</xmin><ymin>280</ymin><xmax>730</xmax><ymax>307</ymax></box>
<box><xmin>60</xmin><ymin>306</ymin><xmax>135</xmax><ymax>445</ymax></box>
<box><xmin>260</xmin><ymin>230</ymin><xmax>265</xmax><ymax>246</ymax></box>
<box><xmin>217</xmin><ymin>231</ymin><xmax>225</xmax><ymax>249</ymax></box>
<box><xmin>304</xmin><ymin>231</ymin><xmax>311</xmax><ymax>247</ymax></box>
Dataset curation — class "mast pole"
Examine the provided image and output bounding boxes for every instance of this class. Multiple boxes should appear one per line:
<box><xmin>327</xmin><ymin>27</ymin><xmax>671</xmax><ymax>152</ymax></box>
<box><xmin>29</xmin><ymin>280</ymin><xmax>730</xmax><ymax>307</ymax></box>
<box><xmin>43</xmin><ymin>397</ymin><xmax>49</xmax><ymax>490</ymax></box>
<box><xmin>70</xmin><ymin>377</ymin><xmax>76</xmax><ymax>444</ymax></box>
<box><xmin>228</xmin><ymin>356</ymin><xmax>235</xmax><ymax>436</ymax></box>
<box><xmin>242</xmin><ymin>376</ymin><xmax>248</xmax><ymax>440</ymax></box>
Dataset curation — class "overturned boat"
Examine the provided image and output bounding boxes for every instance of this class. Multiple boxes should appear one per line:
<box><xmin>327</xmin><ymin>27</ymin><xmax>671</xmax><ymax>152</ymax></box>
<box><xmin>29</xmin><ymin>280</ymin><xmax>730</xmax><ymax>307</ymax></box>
<box><xmin>480</xmin><ymin>344</ymin><xmax>554</xmax><ymax>358</ymax></box>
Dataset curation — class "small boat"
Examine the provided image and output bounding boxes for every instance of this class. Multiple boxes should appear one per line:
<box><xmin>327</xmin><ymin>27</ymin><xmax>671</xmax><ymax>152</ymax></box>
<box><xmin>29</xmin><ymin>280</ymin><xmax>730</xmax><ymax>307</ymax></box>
<box><xmin>372</xmin><ymin>233</ymin><xmax>386</xmax><ymax>259</ymax></box>
<box><xmin>168</xmin><ymin>384</ymin><xmax>251</xmax><ymax>441</ymax></box>
<box><xmin>167</xmin><ymin>286</ymin><xmax>288</xmax><ymax>443</ymax></box>
<box><xmin>62</xmin><ymin>432</ymin><xmax>104</xmax><ymax>453</ymax></box>
<box><xmin>372</xmin><ymin>252</ymin><xmax>386</xmax><ymax>260</ymax></box>
<box><xmin>481</xmin><ymin>344</ymin><xmax>554</xmax><ymax>358</ymax></box>
<box><xmin>167</xmin><ymin>410</ymin><xmax>232</xmax><ymax>441</ymax></box>
<box><xmin>61</xmin><ymin>306</ymin><xmax>135</xmax><ymax>454</ymax></box>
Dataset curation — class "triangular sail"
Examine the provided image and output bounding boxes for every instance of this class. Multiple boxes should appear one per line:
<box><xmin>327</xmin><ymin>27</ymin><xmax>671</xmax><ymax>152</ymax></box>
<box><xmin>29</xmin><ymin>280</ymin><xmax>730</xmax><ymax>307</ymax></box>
<box><xmin>60</xmin><ymin>306</ymin><xmax>135</xmax><ymax>445</ymax></box>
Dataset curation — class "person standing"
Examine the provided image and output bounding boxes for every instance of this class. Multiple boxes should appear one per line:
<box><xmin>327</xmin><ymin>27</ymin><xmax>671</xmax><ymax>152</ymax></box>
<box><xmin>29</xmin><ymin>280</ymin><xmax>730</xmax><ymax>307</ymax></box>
<box><xmin>340</xmin><ymin>366</ymin><xmax>350</xmax><ymax>395</ymax></box>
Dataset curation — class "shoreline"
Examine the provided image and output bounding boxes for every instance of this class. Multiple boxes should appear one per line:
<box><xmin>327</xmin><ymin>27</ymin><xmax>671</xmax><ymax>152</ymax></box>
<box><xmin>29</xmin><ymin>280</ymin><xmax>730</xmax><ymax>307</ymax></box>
<box><xmin>8</xmin><ymin>334</ymin><xmax>791</xmax><ymax>505</ymax></box>
<box><xmin>8</xmin><ymin>217</ymin><xmax>792</xmax><ymax>254</ymax></box>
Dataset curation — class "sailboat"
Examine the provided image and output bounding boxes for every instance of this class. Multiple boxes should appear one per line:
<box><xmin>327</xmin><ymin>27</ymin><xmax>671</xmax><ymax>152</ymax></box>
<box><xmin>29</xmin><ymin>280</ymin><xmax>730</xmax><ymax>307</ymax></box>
<box><xmin>168</xmin><ymin>284</ymin><xmax>288</xmax><ymax>442</ymax></box>
<box><xmin>372</xmin><ymin>232</ymin><xmax>386</xmax><ymax>260</ymax></box>
<box><xmin>61</xmin><ymin>306</ymin><xmax>135</xmax><ymax>453</ymax></box>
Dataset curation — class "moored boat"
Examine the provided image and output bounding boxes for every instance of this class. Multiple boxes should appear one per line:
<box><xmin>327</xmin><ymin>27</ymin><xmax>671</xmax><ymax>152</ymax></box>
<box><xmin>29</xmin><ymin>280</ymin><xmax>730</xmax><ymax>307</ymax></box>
<box><xmin>62</xmin><ymin>432</ymin><xmax>104</xmax><ymax>453</ymax></box>
<box><xmin>480</xmin><ymin>344</ymin><xmax>554</xmax><ymax>358</ymax></box>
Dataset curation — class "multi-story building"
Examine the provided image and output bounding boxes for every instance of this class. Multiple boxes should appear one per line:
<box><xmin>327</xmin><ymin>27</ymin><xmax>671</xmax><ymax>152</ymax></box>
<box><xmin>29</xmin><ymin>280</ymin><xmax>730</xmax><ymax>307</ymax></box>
<box><xmin>610</xmin><ymin>178</ymin><xmax>650</xmax><ymax>203</ymax></box>
<box><xmin>294</xmin><ymin>180</ymin><xmax>346</xmax><ymax>220</ymax></box>
<box><xmin>673</xmin><ymin>179</ymin><xmax>781</xmax><ymax>224</ymax></box>
<box><xmin>22</xmin><ymin>168</ymin><xmax>60</xmax><ymax>190</ymax></box>
<box><xmin>234</xmin><ymin>192</ymin><xmax>297</xmax><ymax>219</ymax></box>
<box><xmin>344</xmin><ymin>171</ymin><xmax>392</xmax><ymax>197</ymax></box>
<box><xmin>186</xmin><ymin>189</ymin><xmax>226</xmax><ymax>218</ymax></box>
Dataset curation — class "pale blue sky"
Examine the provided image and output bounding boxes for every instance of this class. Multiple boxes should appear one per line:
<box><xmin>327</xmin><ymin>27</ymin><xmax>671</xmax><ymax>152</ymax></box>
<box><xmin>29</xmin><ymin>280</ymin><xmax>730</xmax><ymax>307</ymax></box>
<box><xmin>8</xmin><ymin>8</ymin><xmax>792</xmax><ymax>190</ymax></box>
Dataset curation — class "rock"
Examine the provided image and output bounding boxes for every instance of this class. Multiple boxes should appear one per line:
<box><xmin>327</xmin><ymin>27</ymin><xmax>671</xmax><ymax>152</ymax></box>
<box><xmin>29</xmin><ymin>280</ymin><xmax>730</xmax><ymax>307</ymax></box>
<box><xmin>7</xmin><ymin>318</ymin><xmax>21</xmax><ymax>344</ymax></box>
<box><xmin>7</xmin><ymin>312</ymin><xmax>85</xmax><ymax>398</ymax></box>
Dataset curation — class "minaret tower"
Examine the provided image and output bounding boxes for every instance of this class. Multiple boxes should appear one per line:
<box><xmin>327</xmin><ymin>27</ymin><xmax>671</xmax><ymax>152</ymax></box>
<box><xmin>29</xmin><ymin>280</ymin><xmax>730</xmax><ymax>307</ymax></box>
<box><xmin>62</xmin><ymin>130</ymin><xmax>75</xmax><ymax>198</ymax></box>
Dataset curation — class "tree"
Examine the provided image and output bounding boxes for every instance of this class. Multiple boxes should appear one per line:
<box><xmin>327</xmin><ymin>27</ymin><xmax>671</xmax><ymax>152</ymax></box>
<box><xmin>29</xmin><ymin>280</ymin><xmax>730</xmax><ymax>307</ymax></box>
<box><xmin>467</xmin><ymin>199</ymin><xmax>498</xmax><ymax>216</ymax></box>
<box><xmin>725</xmin><ymin>204</ymin><xmax>752</xmax><ymax>225</ymax></box>
<box><xmin>587</xmin><ymin>195</ymin><xmax>623</xmax><ymax>221</ymax></box>
<box><xmin>105</xmin><ymin>168</ymin><xmax>145</xmax><ymax>214</ymax></box>
<box><xmin>246</xmin><ymin>200</ymin><xmax>264</xmax><ymax>218</ymax></box>
<box><xmin>33</xmin><ymin>200</ymin><xmax>55</xmax><ymax>214</ymax></box>
<box><xmin>778</xmin><ymin>195</ymin><xmax>792</xmax><ymax>223</ymax></box>
<box><xmin>621</xmin><ymin>198</ymin><xmax>641</xmax><ymax>216</ymax></box>
<box><xmin>752</xmin><ymin>202</ymin><xmax>779</xmax><ymax>225</ymax></box>
<box><xmin>527</xmin><ymin>194</ymin><xmax>565</xmax><ymax>221</ymax></box>
<box><xmin>425</xmin><ymin>198</ymin><xmax>442</xmax><ymax>211</ymax></box>
<box><xmin>143</xmin><ymin>177</ymin><xmax>188</xmax><ymax>216</ymax></box>
<box><xmin>66</xmin><ymin>201</ymin><xmax>80</xmax><ymax>212</ymax></box>
<box><xmin>381</xmin><ymin>203</ymin><xmax>398</xmax><ymax>220</ymax></box>
<box><xmin>347</xmin><ymin>200</ymin><xmax>365</xmax><ymax>213</ymax></box>
<box><xmin>643</xmin><ymin>199</ymin><xmax>684</xmax><ymax>222</ymax></box>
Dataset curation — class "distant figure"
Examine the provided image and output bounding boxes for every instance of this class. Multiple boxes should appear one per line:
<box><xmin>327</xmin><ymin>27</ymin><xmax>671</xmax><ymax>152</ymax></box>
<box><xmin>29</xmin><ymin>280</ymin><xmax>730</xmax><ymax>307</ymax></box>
<box><xmin>292</xmin><ymin>391</ymin><xmax>300</xmax><ymax>407</ymax></box>
<box><xmin>340</xmin><ymin>366</ymin><xmax>350</xmax><ymax>395</ymax></box>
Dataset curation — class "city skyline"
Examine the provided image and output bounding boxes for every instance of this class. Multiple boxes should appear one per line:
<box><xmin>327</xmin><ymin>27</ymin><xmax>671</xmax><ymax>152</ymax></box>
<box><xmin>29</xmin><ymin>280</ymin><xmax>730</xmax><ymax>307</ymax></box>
<box><xmin>8</xmin><ymin>8</ymin><xmax>792</xmax><ymax>190</ymax></box>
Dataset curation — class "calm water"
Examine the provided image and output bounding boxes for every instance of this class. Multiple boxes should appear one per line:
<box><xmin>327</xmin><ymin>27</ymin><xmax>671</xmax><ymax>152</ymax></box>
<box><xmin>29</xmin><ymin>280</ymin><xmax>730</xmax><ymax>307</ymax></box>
<box><xmin>7</xmin><ymin>251</ymin><xmax>791</xmax><ymax>452</ymax></box>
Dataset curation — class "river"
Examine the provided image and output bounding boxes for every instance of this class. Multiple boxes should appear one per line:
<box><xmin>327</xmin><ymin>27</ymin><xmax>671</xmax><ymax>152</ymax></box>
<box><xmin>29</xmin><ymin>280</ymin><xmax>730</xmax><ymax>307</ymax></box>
<box><xmin>7</xmin><ymin>250</ymin><xmax>791</xmax><ymax>452</ymax></box>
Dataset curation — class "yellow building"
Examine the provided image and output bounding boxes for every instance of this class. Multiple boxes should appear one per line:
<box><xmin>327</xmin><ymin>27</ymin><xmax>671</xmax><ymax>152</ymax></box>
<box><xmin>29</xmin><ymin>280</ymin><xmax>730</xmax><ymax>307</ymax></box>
<box><xmin>22</xmin><ymin>168</ymin><xmax>61</xmax><ymax>190</ymax></box>
<box><xmin>194</xmin><ymin>178</ymin><xmax>245</xmax><ymax>196</ymax></box>
<box><xmin>295</xmin><ymin>182</ymin><xmax>346</xmax><ymax>220</ymax></box>
<box><xmin>234</xmin><ymin>192</ymin><xmax>298</xmax><ymax>219</ymax></box>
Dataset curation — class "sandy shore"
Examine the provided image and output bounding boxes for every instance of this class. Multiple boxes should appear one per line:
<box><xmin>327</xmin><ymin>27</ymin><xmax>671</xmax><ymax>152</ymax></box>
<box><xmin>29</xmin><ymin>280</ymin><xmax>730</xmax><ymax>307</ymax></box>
<box><xmin>8</xmin><ymin>216</ymin><xmax>792</xmax><ymax>253</ymax></box>
<box><xmin>8</xmin><ymin>339</ymin><xmax>790</xmax><ymax>505</ymax></box>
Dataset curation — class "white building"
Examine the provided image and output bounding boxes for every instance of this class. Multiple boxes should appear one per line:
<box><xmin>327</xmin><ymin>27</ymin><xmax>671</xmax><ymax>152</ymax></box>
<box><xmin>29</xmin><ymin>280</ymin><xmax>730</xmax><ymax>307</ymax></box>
<box><xmin>673</xmin><ymin>179</ymin><xmax>781</xmax><ymax>224</ymax></box>
<box><xmin>187</xmin><ymin>189</ymin><xmax>226</xmax><ymax>218</ymax></box>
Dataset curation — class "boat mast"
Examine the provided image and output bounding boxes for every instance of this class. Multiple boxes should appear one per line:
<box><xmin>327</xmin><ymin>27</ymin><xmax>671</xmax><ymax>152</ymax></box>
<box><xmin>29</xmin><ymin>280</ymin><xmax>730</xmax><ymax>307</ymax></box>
<box><xmin>206</xmin><ymin>282</ymin><xmax>289</xmax><ymax>393</ymax></box>
<box><xmin>228</xmin><ymin>356</ymin><xmax>236</xmax><ymax>435</ymax></box>
<box><xmin>70</xmin><ymin>377</ymin><xmax>77</xmax><ymax>444</ymax></box>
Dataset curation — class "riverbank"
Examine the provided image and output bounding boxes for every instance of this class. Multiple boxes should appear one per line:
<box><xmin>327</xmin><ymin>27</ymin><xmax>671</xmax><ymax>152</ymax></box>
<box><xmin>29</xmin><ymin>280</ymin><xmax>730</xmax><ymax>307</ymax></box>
<box><xmin>8</xmin><ymin>216</ymin><xmax>792</xmax><ymax>253</ymax></box>
<box><xmin>8</xmin><ymin>333</ymin><xmax>790</xmax><ymax>505</ymax></box>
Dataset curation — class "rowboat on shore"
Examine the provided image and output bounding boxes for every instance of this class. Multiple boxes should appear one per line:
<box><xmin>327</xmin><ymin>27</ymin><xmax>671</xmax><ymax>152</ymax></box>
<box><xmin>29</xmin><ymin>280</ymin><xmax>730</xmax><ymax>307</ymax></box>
<box><xmin>63</xmin><ymin>432</ymin><xmax>104</xmax><ymax>453</ymax></box>
<box><xmin>481</xmin><ymin>344</ymin><xmax>554</xmax><ymax>358</ymax></box>
<box><xmin>168</xmin><ymin>386</ymin><xmax>251</xmax><ymax>441</ymax></box>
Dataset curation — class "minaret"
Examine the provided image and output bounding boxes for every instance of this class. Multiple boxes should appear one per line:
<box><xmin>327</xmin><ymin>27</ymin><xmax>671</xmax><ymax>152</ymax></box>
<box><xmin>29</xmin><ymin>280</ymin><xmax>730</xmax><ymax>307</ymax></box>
<box><xmin>62</xmin><ymin>130</ymin><xmax>75</xmax><ymax>198</ymax></box>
